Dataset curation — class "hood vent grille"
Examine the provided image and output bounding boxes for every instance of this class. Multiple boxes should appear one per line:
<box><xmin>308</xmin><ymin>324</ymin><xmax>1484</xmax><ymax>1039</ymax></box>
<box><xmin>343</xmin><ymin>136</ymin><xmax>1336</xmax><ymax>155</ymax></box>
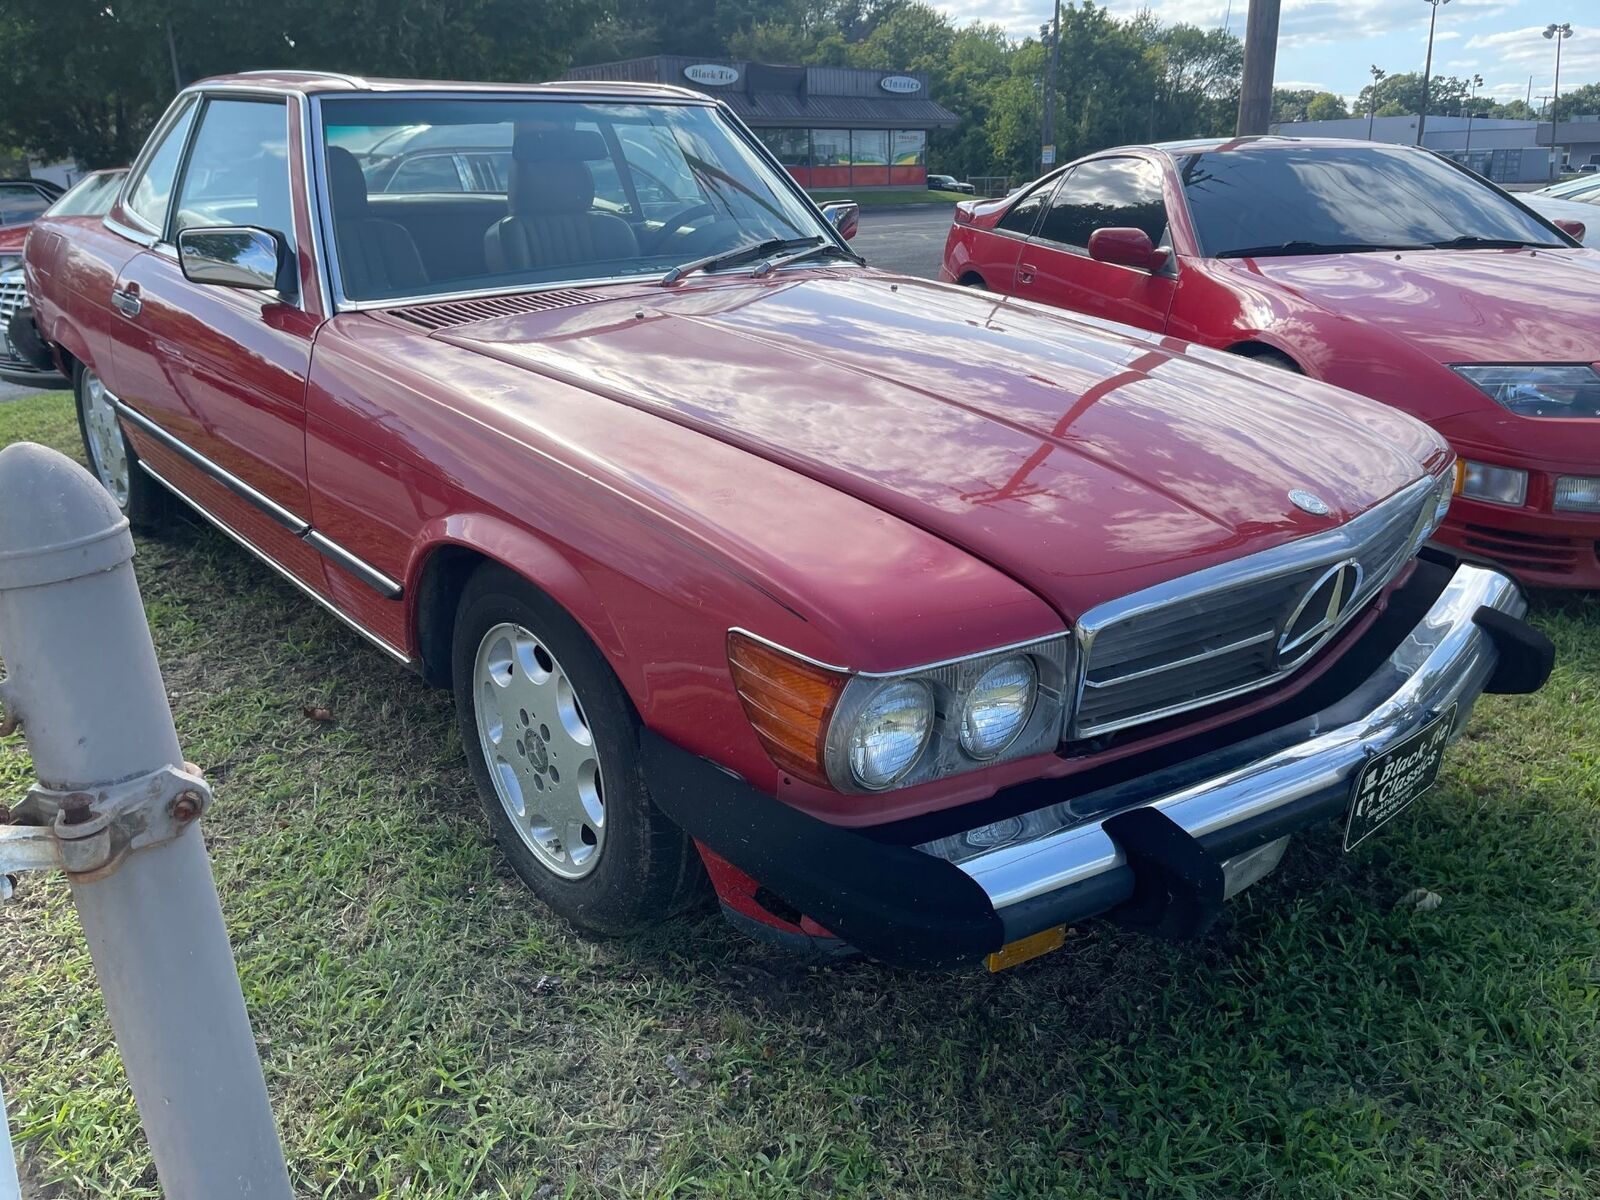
<box><xmin>387</xmin><ymin>289</ymin><xmax>598</xmax><ymax>331</ymax></box>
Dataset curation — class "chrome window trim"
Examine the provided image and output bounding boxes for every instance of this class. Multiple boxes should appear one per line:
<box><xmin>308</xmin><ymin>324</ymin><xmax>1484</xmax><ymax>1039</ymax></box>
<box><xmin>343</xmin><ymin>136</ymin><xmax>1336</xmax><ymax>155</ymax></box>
<box><xmin>138</xmin><ymin>460</ymin><xmax>411</xmax><ymax>665</ymax></box>
<box><xmin>308</xmin><ymin>90</ymin><xmax>856</xmax><ymax>313</ymax></box>
<box><xmin>109</xmin><ymin>390</ymin><xmax>402</xmax><ymax>600</ymax></box>
<box><xmin>727</xmin><ymin>625</ymin><xmax>1070</xmax><ymax>679</ymax></box>
<box><xmin>107</xmin><ymin>93</ymin><xmax>200</xmax><ymax>243</ymax></box>
<box><xmin>1070</xmin><ymin>474</ymin><xmax>1441</xmax><ymax>738</ymax></box>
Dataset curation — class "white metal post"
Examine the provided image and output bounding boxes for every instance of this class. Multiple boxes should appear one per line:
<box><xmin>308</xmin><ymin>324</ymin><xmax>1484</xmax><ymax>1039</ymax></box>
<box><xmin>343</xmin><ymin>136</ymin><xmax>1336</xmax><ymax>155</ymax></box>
<box><xmin>0</xmin><ymin>443</ymin><xmax>291</xmax><ymax>1199</ymax></box>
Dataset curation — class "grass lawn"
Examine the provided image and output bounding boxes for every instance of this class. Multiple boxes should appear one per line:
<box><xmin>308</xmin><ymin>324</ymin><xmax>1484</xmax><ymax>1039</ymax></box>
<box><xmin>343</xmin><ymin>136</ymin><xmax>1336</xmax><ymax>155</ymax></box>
<box><xmin>808</xmin><ymin>188</ymin><xmax>973</xmax><ymax>207</ymax></box>
<box><xmin>3</xmin><ymin>387</ymin><xmax>1599</xmax><ymax>1198</ymax></box>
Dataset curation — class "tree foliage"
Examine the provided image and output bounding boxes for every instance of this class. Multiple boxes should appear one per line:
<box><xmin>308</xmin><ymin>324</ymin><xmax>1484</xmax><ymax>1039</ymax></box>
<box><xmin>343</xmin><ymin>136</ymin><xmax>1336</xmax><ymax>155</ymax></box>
<box><xmin>1</xmin><ymin>0</ymin><xmax>1250</xmax><ymax>178</ymax></box>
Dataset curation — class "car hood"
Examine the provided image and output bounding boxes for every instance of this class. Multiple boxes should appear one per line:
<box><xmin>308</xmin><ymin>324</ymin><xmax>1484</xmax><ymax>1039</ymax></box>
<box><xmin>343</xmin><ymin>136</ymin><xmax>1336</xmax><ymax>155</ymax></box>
<box><xmin>434</xmin><ymin>272</ymin><xmax>1440</xmax><ymax>619</ymax></box>
<box><xmin>1226</xmin><ymin>246</ymin><xmax>1600</xmax><ymax>364</ymax></box>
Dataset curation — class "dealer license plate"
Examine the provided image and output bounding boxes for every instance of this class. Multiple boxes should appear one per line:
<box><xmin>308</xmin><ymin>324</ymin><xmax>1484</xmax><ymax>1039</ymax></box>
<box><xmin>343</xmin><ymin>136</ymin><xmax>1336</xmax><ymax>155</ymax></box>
<box><xmin>1344</xmin><ymin>705</ymin><xmax>1457</xmax><ymax>851</ymax></box>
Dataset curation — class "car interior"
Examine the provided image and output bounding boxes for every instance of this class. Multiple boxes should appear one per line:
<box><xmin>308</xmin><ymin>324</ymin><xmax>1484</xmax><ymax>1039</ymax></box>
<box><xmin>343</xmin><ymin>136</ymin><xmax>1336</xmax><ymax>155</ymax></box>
<box><xmin>320</xmin><ymin>103</ymin><xmax>824</xmax><ymax>302</ymax></box>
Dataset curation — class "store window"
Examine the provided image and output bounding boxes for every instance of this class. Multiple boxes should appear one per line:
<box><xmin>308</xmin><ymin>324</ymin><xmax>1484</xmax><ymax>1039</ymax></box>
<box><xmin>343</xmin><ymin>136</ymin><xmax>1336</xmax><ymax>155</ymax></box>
<box><xmin>851</xmin><ymin>130</ymin><xmax>889</xmax><ymax>167</ymax></box>
<box><xmin>758</xmin><ymin>128</ymin><xmax>810</xmax><ymax>168</ymax></box>
<box><xmin>811</xmin><ymin>130</ymin><xmax>850</xmax><ymax>167</ymax></box>
<box><xmin>892</xmin><ymin>130</ymin><xmax>926</xmax><ymax>166</ymax></box>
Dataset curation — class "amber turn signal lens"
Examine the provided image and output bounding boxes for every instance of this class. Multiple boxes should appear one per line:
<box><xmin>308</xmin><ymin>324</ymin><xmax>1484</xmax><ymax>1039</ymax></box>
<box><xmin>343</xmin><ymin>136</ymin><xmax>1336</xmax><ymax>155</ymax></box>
<box><xmin>727</xmin><ymin>632</ymin><xmax>847</xmax><ymax>785</ymax></box>
<box><xmin>1453</xmin><ymin>459</ymin><xmax>1466</xmax><ymax>496</ymax></box>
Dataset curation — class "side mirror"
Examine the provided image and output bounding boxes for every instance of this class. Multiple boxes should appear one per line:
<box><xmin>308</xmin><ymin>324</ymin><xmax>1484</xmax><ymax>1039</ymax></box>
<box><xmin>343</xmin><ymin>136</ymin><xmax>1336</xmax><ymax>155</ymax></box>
<box><xmin>1088</xmin><ymin>227</ymin><xmax>1168</xmax><ymax>272</ymax></box>
<box><xmin>1554</xmin><ymin>218</ymin><xmax>1587</xmax><ymax>242</ymax></box>
<box><xmin>820</xmin><ymin>201</ymin><xmax>859</xmax><ymax>241</ymax></box>
<box><xmin>177</xmin><ymin>227</ymin><xmax>296</xmax><ymax>295</ymax></box>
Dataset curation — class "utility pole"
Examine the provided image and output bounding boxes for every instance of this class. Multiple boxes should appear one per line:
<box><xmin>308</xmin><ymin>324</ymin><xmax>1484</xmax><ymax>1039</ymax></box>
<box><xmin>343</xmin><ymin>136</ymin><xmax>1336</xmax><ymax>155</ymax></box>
<box><xmin>165</xmin><ymin>23</ymin><xmax>183</xmax><ymax>92</ymax></box>
<box><xmin>1417</xmin><ymin>0</ymin><xmax>1451</xmax><ymax>146</ymax></box>
<box><xmin>1041</xmin><ymin>0</ymin><xmax>1062</xmax><ymax>171</ymax></box>
<box><xmin>1368</xmin><ymin>65</ymin><xmax>1387</xmax><ymax>140</ymax></box>
<box><xmin>1236</xmin><ymin>0</ymin><xmax>1282</xmax><ymax>135</ymax></box>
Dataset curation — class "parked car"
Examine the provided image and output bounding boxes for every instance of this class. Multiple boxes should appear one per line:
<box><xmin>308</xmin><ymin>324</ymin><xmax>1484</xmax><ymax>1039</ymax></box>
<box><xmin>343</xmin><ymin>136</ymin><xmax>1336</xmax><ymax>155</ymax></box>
<box><xmin>2</xmin><ymin>169</ymin><xmax>126</xmax><ymax>387</ymax></box>
<box><xmin>25</xmin><ymin>78</ymin><xmax>1551</xmax><ymax>969</ymax></box>
<box><xmin>0</xmin><ymin>177</ymin><xmax>63</xmax><ymax>230</ymax></box>
<box><xmin>928</xmin><ymin>174</ymin><xmax>976</xmax><ymax>194</ymax></box>
<box><xmin>944</xmin><ymin>137</ymin><xmax>1600</xmax><ymax>589</ymax></box>
<box><xmin>1531</xmin><ymin>175</ymin><xmax>1600</xmax><ymax>200</ymax></box>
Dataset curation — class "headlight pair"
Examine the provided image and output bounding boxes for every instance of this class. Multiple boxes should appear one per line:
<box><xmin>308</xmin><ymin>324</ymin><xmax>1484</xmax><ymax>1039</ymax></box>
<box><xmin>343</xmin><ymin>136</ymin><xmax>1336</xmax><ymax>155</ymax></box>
<box><xmin>1452</xmin><ymin>364</ymin><xmax>1600</xmax><ymax>419</ymax></box>
<box><xmin>728</xmin><ymin>631</ymin><xmax>1072</xmax><ymax>794</ymax></box>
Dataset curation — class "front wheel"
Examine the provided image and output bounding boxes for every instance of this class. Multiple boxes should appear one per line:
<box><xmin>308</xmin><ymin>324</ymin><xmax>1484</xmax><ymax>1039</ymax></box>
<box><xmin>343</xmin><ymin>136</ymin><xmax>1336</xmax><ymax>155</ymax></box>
<box><xmin>452</xmin><ymin>565</ymin><xmax>703</xmax><ymax>935</ymax></box>
<box><xmin>72</xmin><ymin>363</ymin><xmax>167</xmax><ymax>530</ymax></box>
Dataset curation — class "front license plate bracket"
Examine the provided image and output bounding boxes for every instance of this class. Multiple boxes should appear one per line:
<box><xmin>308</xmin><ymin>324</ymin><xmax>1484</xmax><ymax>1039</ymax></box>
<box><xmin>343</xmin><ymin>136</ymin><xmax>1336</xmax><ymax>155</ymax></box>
<box><xmin>1345</xmin><ymin>704</ymin><xmax>1458</xmax><ymax>851</ymax></box>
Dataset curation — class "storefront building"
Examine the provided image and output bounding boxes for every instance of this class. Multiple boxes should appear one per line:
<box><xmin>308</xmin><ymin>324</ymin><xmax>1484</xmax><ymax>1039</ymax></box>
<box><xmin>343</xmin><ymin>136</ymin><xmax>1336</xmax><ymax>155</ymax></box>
<box><xmin>562</xmin><ymin>57</ymin><xmax>959</xmax><ymax>188</ymax></box>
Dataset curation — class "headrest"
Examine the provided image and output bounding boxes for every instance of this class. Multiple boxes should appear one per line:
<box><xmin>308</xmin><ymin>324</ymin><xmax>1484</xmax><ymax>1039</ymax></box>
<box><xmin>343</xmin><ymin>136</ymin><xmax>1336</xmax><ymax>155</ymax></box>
<box><xmin>326</xmin><ymin>146</ymin><xmax>368</xmax><ymax>217</ymax></box>
<box><xmin>512</xmin><ymin>127</ymin><xmax>609</xmax><ymax>163</ymax></box>
<box><xmin>508</xmin><ymin>158</ymin><xmax>595</xmax><ymax>216</ymax></box>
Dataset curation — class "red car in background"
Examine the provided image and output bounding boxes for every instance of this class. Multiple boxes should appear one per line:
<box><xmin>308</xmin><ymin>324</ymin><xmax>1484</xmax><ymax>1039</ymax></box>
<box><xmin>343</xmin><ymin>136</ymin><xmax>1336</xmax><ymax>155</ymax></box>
<box><xmin>943</xmin><ymin>138</ymin><xmax>1600</xmax><ymax>589</ymax></box>
<box><xmin>2</xmin><ymin>170</ymin><xmax>125</xmax><ymax>386</ymax></box>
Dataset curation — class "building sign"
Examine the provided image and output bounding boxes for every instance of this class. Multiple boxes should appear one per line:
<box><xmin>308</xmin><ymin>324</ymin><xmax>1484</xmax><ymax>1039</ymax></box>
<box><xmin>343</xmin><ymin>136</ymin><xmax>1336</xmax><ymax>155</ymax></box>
<box><xmin>879</xmin><ymin>75</ymin><xmax>922</xmax><ymax>94</ymax></box>
<box><xmin>684</xmin><ymin>64</ymin><xmax>740</xmax><ymax>87</ymax></box>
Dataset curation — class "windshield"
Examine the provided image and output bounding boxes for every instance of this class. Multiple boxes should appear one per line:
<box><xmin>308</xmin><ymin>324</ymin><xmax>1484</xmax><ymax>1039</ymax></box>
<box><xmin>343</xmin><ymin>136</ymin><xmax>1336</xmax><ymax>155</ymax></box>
<box><xmin>319</xmin><ymin>97</ymin><xmax>834</xmax><ymax>302</ymax></box>
<box><xmin>1177</xmin><ymin>145</ymin><xmax>1567</xmax><ymax>257</ymax></box>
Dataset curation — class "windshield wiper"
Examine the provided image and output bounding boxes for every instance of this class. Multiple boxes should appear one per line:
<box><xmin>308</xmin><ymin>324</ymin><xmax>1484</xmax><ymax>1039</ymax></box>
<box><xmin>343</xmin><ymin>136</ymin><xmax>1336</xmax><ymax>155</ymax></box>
<box><xmin>1216</xmin><ymin>240</ymin><xmax>1420</xmax><ymax>258</ymax></box>
<box><xmin>661</xmin><ymin>236</ymin><xmax>822</xmax><ymax>285</ymax></box>
<box><xmin>752</xmin><ymin>240</ymin><xmax>863</xmax><ymax>276</ymax></box>
<box><xmin>1427</xmin><ymin>235</ymin><xmax>1560</xmax><ymax>250</ymax></box>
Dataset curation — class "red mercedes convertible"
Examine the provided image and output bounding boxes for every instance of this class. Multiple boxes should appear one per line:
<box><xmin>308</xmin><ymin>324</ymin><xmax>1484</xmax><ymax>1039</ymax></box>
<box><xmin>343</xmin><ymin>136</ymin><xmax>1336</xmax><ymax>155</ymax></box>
<box><xmin>24</xmin><ymin>76</ymin><xmax>1550</xmax><ymax>969</ymax></box>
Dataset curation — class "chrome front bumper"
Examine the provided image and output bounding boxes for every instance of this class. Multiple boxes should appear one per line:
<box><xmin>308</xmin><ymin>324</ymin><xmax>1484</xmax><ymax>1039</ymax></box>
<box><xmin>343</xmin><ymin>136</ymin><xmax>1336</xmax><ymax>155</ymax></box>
<box><xmin>919</xmin><ymin>563</ymin><xmax>1529</xmax><ymax>930</ymax></box>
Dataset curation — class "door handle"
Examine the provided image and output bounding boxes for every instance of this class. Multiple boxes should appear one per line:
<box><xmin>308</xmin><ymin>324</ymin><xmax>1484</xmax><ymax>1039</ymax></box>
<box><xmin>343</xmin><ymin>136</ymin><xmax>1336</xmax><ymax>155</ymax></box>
<box><xmin>110</xmin><ymin>285</ymin><xmax>142</xmax><ymax>318</ymax></box>
<box><xmin>1017</xmin><ymin>264</ymin><xmax>1037</xmax><ymax>285</ymax></box>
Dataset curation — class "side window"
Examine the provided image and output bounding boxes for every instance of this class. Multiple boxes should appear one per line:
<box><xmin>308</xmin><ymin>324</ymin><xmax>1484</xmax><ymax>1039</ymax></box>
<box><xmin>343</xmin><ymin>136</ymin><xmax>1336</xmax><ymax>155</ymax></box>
<box><xmin>1036</xmin><ymin>158</ymin><xmax>1168</xmax><ymax>250</ymax></box>
<box><xmin>125</xmin><ymin>99</ymin><xmax>198</xmax><ymax>233</ymax></box>
<box><xmin>997</xmin><ymin>172</ymin><xmax>1065</xmax><ymax>236</ymax></box>
<box><xmin>172</xmin><ymin>99</ymin><xmax>295</xmax><ymax>247</ymax></box>
<box><xmin>386</xmin><ymin>154</ymin><xmax>464</xmax><ymax>194</ymax></box>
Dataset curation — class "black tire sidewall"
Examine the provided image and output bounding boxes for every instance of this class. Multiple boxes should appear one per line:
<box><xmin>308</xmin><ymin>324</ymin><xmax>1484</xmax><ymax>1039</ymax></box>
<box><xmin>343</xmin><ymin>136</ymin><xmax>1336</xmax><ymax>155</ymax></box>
<box><xmin>451</xmin><ymin>565</ymin><xmax>694</xmax><ymax>935</ymax></box>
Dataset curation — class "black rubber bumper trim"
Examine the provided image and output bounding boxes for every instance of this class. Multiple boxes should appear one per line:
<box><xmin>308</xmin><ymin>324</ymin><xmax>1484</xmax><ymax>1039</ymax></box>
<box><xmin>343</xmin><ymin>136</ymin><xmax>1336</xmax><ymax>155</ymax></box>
<box><xmin>1474</xmin><ymin>605</ymin><xmax>1555</xmax><ymax>694</ymax></box>
<box><xmin>641</xmin><ymin>731</ymin><xmax>1004</xmax><ymax>970</ymax></box>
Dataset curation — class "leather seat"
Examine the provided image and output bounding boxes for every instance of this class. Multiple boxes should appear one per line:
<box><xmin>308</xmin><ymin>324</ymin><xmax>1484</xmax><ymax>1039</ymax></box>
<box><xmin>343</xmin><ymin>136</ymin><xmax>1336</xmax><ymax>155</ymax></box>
<box><xmin>484</xmin><ymin>129</ymin><xmax>638</xmax><ymax>273</ymax></box>
<box><xmin>326</xmin><ymin>146</ymin><xmax>428</xmax><ymax>297</ymax></box>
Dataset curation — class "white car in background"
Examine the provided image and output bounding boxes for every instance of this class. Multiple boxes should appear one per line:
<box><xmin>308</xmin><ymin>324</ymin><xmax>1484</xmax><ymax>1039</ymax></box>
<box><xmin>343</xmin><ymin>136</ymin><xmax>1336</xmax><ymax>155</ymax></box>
<box><xmin>1521</xmin><ymin>176</ymin><xmax>1600</xmax><ymax>246</ymax></box>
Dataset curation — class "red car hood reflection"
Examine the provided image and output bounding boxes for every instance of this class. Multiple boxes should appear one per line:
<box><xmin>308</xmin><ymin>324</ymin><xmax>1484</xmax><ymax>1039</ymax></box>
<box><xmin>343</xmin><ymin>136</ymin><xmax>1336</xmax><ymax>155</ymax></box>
<box><xmin>1229</xmin><ymin>247</ymin><xmax>1600</xmax><ymax>365</ymax></box>
<box><xmin>437</xmin><ymin>273</ymin><xmax>1440</xmax><ymax>616</ymax></box>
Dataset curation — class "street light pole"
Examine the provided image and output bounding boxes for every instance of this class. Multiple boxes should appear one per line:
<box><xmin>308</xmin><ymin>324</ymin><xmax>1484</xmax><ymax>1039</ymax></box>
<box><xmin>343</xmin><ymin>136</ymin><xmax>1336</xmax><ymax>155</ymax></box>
<box><xmin>1417</xmin><ymin>0</ymin><xmax>1452</xmax><ymax>146</ymax></box>
<box><xmin>1368</xmin><ymin>64</ymin><xmax>1386</xmax><ymax>140</ymax></box>
<box><xmin>1464</xmin><ymin>72</ymin><xmax>1483</xmax><ymax>155</ymax></box>
<box><xmin>1543</xmin><ymin>22</ymin><xmax>1573</xmax><ymax>178</ymax></box>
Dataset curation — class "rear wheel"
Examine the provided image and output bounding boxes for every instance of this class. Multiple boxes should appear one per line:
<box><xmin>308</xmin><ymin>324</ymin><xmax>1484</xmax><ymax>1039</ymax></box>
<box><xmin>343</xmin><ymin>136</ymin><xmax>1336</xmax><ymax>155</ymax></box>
<box><xmin>452</xmin><ymin>565</ymin><xmax>703</xmax><ymax>934</ymax></box>
<box><xmin>72</xmin><ymin>363</ymin><xmax>167</xmax><ymax>530</ymax></box>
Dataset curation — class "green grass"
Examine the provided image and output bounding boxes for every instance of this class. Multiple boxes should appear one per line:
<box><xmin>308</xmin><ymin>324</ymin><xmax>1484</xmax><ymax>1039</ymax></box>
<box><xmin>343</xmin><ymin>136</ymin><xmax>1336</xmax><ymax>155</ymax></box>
<box><xmin>807</xmin><ymin>188</ymin><xmax>973</xmax><ymax>207</ymax></box>
<box><xmin>2</xmin><ymin>388</ymin><xmax>1599</xmax><ymax>1198</ymax></box>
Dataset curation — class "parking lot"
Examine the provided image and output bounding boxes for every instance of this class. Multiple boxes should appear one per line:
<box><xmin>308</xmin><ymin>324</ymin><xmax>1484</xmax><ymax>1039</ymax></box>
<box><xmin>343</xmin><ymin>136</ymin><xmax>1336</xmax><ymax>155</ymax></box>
<box><xmin>852</xmin><ymin>205</ymin><xmax>953</xmax><ymax>279</ymax></box>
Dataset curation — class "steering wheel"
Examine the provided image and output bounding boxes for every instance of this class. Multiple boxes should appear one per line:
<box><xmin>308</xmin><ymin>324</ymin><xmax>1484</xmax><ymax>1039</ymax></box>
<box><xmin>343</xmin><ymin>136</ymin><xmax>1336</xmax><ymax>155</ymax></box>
<box><xmin>645</xmin><ymin>202</ymin><xmax>719</xmax><ymax>252</ymax></box>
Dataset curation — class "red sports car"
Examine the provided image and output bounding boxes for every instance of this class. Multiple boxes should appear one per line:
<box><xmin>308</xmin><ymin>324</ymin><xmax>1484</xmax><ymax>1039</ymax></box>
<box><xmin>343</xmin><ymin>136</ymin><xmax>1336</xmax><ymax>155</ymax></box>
<box><xmin>943</xmin><ymin>138</ymin><xmax>1600</xmax><ymax>589</ymax></box>
<box><xmin>25</xmin><ymin>79</ymin><xmax>1550</xmax><ymax>969</ymax></box>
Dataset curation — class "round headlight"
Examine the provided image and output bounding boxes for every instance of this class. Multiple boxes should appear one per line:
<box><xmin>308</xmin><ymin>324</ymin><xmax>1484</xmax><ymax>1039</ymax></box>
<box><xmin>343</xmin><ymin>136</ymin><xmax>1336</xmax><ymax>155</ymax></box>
<box><xmin>959</xmin><ymin>656</ymin><xmax>1037</xmax><ymax>760</ymax></box>
<box><xmin>846</xmin><ymin>679</ymin><xmax>934</xmax><ymax>790</ymax></box>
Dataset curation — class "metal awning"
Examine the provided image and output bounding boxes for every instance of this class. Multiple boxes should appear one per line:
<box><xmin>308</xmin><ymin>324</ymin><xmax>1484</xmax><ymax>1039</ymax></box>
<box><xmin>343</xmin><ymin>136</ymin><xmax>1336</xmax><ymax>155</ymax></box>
<box><xmin>721</xmin><ymin>93</ymin><xmax>958</xmax><ymax>130</ymax></box>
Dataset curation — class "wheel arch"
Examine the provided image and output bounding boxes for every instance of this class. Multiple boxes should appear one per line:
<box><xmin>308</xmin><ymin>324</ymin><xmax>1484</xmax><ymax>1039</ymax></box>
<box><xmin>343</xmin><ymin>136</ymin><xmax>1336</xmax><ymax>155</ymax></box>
<box><xmin>406</xmin><ymin>516</ymin><xmax>626</xmax><ymax>692</ymax></box>
<box><xmin>1223</xmin><ymin>339</ymin><xmax>1304</xmax><ymax>371</ymax></box>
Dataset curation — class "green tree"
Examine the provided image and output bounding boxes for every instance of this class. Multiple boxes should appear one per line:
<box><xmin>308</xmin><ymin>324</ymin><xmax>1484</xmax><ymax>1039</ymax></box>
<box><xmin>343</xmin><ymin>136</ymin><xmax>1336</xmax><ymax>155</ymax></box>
<box><xmin>1355</xmin><ymin>71</ymin><xmax>1469</xmax><ymax>121</ymax></box>
<box><xmin>1306</xmin><ymin>92</ymin><xmax>1349</xmax><ymax>121</ymax></box>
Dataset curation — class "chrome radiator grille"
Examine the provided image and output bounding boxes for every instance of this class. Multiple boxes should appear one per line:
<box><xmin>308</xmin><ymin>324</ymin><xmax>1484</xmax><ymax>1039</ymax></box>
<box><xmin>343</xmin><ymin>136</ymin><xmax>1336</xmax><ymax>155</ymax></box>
<box><xmin>1072</xmin><ymin>477</ymin><xmax>1440</xmax><ymax>738</ymax></box>
<box><xmin>0</xmin><ymin>269</ymin><xmax>28</xmax><ymax>371</ymax></box>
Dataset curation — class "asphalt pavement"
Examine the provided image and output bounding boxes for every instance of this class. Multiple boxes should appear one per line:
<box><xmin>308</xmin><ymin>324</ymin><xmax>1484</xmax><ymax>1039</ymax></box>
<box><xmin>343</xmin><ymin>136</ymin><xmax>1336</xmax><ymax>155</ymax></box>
<box><xmin>852</xmin><ymin>204</ymin><xmax>954</xmax><ymax>280</ymax></box>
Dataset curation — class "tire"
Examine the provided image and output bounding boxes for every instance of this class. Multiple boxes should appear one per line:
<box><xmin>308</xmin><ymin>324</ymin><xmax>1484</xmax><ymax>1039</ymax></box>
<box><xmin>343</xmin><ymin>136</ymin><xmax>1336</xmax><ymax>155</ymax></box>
<box><xmin>72</xmin><ymin>363</ymin><xmax>167</xmax><ymax>531</ymax></box>
<box><xmin>1232</xmin><ymin>346</ymin><xmax>1303</xmax><ymax>375</ymax></box>
<box><xmin>452</xmin><ymin>564</ymin><xmax>703</xmax><ymax>935</ymax></box>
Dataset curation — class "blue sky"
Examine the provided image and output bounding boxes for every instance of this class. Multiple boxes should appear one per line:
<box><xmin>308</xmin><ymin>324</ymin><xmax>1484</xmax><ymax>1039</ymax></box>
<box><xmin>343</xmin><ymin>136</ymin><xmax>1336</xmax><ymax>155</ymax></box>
<box><xmin>932</xmin><ymin>1</ymin><xmax>1597</xmax><ymax>110</ymax></box>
